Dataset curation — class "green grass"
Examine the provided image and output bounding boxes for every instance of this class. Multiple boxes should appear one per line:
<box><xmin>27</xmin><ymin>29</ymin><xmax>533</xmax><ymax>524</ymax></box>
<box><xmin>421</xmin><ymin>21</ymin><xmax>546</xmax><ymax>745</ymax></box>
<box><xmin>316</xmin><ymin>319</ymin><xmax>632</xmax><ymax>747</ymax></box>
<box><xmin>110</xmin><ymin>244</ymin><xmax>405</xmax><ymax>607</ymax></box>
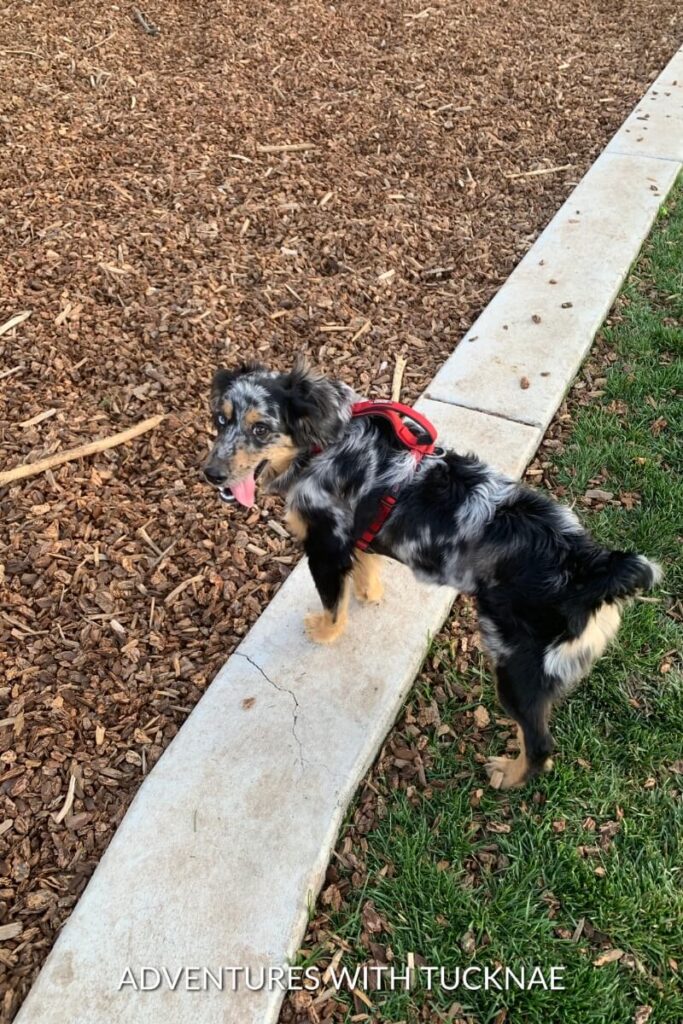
<box><xmin>311</xmin><ymin>181</ymin><xmax>683</xmax><ymax>1023</ymax></box>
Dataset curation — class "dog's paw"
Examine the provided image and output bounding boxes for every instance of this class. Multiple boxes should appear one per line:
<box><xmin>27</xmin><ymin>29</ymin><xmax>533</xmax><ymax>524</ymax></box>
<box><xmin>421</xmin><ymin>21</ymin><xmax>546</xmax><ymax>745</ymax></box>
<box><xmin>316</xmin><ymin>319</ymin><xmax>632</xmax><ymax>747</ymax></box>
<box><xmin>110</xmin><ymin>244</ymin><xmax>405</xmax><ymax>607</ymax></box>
<box><xmin>354</xmin><ymin>577</ymin><xmax>384</xmax><ymax>604</ymax></box>
<box><xmin>304</xmin><ymin>612</ymin><xmax>346</xmax><ymax>645</ymax></box>
<box><xmin>485</xmin><ymin>754</ymin><xmax>554</xmax><ymax>790</ymax></box>
<box><xmin>484</xmin><ymin>755</ymin><xmax>527</xmax><ymax>791</ymax></box>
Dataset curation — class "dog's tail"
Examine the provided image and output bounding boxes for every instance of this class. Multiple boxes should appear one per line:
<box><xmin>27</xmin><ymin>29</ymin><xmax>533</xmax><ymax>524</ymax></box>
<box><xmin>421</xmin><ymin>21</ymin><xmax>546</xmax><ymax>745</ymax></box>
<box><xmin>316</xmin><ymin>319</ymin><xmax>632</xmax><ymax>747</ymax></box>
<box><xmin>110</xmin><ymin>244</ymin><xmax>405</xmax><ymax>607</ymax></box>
<box><xmin>560</xmin><ymin>548</ymin><xmax>662</xmax><ymax>633</ymax></box>
<box><xmin>570</xmin><ymin>549</ymin><xmax>662</xmax><ymax>614</ymax></box>
<box><xmin>603</xmin><ymin>551</ymin><xmax>662</xmax><ymax>599</ymax></box>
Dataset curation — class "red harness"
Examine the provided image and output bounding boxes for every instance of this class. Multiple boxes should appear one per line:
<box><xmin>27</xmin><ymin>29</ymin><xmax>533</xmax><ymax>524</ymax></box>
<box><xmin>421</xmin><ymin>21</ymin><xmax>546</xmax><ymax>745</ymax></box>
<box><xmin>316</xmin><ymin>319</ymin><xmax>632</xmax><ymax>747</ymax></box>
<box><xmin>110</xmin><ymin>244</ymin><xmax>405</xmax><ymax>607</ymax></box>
<box><xmin>349</xmin><ymin>400</ymin><xmax>438</xmax><ymax>551</ymax></box>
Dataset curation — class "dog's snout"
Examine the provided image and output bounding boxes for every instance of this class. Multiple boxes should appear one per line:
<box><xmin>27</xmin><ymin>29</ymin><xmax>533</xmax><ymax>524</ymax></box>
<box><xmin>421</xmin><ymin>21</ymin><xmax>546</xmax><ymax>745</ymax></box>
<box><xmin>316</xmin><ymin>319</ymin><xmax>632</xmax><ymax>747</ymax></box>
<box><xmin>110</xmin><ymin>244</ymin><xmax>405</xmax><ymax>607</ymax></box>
<box><xmin>204</xmin><ymin>464</ymin><xmax>226</xmax><ymax>486</ymax></box>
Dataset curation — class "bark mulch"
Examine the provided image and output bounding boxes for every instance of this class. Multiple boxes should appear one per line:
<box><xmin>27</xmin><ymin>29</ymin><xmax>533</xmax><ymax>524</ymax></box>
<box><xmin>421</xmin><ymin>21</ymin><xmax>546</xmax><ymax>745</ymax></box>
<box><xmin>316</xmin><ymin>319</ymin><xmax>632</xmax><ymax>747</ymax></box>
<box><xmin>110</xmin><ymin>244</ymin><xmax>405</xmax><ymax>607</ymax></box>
<box><xmin>1</xmin><ymin>1</ymin><xmax>681</xmax><ymax>1017</ymax></box>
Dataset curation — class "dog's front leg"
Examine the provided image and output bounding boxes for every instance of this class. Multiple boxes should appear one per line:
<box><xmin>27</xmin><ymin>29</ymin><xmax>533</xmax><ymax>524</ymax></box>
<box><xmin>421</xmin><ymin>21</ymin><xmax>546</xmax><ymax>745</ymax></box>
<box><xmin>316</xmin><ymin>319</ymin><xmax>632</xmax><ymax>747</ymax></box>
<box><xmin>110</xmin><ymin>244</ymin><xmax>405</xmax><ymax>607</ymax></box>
<box><xmin>303</xmin><ymin>522</ymin><xmax>354</xmax><ymax>645</ymax></box>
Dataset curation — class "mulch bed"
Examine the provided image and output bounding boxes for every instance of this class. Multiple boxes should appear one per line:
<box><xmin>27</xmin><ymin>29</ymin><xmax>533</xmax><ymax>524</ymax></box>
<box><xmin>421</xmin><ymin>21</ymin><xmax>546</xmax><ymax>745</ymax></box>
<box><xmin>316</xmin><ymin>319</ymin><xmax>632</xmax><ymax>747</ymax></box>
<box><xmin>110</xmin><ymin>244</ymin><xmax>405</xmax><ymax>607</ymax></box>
<box><xmin>0</xmin><ymin>1</ymin><xmax>681</xmax><ymax>1017</ymax></box>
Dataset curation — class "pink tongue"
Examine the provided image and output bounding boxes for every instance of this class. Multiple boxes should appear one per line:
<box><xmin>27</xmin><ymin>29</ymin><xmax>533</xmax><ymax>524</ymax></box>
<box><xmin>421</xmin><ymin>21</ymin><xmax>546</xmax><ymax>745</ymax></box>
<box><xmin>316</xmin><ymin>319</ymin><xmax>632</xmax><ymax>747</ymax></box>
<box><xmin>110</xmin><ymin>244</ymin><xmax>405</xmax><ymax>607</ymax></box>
<box><xmin>230</xmin><ymin>474</ymin><xmax>256</xmax><ymax>508</ymax></box>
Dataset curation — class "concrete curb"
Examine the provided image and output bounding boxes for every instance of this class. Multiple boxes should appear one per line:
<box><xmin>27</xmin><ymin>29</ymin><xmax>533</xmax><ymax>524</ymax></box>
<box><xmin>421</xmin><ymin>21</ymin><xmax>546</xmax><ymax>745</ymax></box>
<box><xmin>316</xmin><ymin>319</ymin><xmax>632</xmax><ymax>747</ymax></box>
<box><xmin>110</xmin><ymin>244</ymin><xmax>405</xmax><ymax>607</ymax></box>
<box><xmin>16</xmin><ymin>46</ymin><xmax>682</xmax><ymax>1024</ymax></box>
<box><xmin>425</xmin><ymin>150</ymin><xmax>680</xmax><ymax>429</ymax></box>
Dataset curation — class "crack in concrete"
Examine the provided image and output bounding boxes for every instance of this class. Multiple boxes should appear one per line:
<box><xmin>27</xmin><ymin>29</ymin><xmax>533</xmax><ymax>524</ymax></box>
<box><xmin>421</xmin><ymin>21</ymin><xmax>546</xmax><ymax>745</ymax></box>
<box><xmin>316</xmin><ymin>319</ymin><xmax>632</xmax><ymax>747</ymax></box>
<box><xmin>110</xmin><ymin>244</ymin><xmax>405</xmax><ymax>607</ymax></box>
<box><xmin>607</xmin><ymin>148</ymin><xmax>682</xmax><ymax>164</ymax></box>
<box><xmin>235</xmin><ymin>652</ymin><xmax>307</xmax><ymax>770</ymax></box>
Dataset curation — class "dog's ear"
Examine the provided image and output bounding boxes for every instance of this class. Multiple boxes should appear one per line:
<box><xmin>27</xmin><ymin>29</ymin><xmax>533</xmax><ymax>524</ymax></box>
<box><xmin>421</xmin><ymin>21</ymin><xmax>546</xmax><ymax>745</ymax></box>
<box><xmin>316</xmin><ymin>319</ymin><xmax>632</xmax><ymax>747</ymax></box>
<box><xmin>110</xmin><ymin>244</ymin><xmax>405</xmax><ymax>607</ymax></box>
<box><xmin>280</xmin><ymin>359</ymin><xmax>352</xmax><ymax>447</ymax></box>
<box><xmin>210</xmin><ymin>362</ymin><xmax>264</xmax><ymax>410</ymax></box>
<box><xmin>211</xmin><ymin>368</ymin><xmax>236</xmax><ymax>411</ymax></box>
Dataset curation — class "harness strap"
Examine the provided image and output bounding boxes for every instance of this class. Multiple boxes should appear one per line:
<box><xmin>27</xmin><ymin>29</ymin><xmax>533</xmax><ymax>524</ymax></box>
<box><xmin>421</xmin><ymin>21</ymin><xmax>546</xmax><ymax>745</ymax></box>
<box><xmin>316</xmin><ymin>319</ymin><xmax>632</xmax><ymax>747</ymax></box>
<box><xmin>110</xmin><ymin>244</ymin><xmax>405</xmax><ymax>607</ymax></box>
<box><xmin>350</xmin><ymin>400</ymin><xmax>437</xmax><ymax>457</ymax></box>
<box><xmin>349</xmin><ymin>400</ymin><xmax>437</xmax><ymax>551</ymax></box>
<box><xmin>355</xmin><ymin>494</ymin><xmax>397</xmax><ymax>552</ymax></box>
<box><xmin>307</xmin><ymin>399</ymin><xmax>439</xmax><ymax>552</ymax></box>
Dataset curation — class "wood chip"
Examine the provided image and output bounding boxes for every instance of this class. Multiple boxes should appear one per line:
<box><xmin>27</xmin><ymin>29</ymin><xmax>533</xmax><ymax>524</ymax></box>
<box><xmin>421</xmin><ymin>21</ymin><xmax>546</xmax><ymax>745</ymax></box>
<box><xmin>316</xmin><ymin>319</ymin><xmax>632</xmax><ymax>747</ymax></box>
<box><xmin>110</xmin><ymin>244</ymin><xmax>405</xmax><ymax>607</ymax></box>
<box><xmin>584</xmin><ymin>488</ymin><xmax>614</xmax><ymax>501</ymax></box>
<box><xmin>0</xmin><ymin>364</ymin><xmax>25</xmax><ymax>380</ymax></box>
<box><xmin>131</xmin><ymin>6</ymin><xmax>160</xmax><ymax>35</ymax></box>
<box><xmin>19</xmin><ymin>408</ymin><xmax>57</xmax><ymax>429</ymax></box>
<box><xmin>350</xmin><ymin>320</ymin><xmax>372</xmax><ymax>344</ymax></box>
<box><xmin>391</xmin><ymin>355</ymin><xmax>408</xmax><ymax>401</ymax></box>
<box><xmin>593</xmin><ymin>949</ymin><xmax>624</xmax><ymax>967</ymax></box>
<box><xmin>505</xmin><ymin>164</ymin><xmax>573</xmax><ymax>179</ymax></box>
<box><xmin>164</xmin><ymin>574</ymin><xmax>204</xmax><ymax>605</ymax></box>
<box><xmin>351</xmin><ymin>988</ymin><xmax>373</xmax><ymax>1009</ymax></box>
<box><xmin>0</xmin><ymin>310</ymin><xmax>32</xmax><ymax>337</ymax></box>
<box><xmin>473</xmin><ymin>705</ymin><xmax>490</xmax><ymax>729</ymax></box>
<box><xmin>54</xmin><ymin>774</ymin><xmax>76</xmax><ymax>824</ymax></box>
<box><xmin>257</xmin><ymin>142</ymin><xmax>317</xmax><ymax>154</ymax></box>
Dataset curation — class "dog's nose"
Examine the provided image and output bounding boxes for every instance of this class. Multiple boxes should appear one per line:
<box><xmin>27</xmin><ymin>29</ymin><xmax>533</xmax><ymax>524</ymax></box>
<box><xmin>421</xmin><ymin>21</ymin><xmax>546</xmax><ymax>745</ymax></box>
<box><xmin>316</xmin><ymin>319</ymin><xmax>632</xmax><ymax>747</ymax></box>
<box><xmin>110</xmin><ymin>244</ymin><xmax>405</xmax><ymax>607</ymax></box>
<box><xmin>203</xmin><ymin>465</ymin><xmax>226</xmax><ymax>486</ymax></box>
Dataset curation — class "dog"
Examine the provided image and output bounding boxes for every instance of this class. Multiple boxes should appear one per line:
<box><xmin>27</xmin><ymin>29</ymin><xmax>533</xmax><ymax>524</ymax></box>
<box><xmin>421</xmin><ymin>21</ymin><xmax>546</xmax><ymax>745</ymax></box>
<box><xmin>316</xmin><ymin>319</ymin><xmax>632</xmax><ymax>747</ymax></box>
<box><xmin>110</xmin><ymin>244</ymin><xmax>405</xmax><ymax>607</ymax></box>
<box><xmin>203</xmin><ymin>360</ymin><xmax>662</xmax><ymax>790</ymax></box>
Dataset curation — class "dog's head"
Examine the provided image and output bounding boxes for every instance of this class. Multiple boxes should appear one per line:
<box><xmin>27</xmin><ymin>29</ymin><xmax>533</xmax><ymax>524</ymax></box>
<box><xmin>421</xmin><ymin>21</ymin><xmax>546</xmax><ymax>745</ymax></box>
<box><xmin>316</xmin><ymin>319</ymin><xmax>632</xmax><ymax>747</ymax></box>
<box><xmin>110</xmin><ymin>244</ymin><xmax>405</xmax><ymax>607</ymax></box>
<box><xmin>203</xmin><ymin>360</ymin><xmax>354</xmax><ymax>506</ymax></box>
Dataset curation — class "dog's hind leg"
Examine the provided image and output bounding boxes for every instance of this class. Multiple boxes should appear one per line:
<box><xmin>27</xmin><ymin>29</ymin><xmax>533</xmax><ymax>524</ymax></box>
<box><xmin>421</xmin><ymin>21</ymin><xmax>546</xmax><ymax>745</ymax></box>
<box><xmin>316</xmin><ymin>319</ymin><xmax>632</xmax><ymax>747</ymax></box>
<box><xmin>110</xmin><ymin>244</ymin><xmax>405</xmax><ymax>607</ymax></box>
<box><xmin>352</xmin><ymin>551</ymin><xmax>384</xmax><ymax>604</ymax></box>
<box><xmin>485</xmin><ymin>662</ymin><xmax>555</xmax><ymax>790</ymax></box>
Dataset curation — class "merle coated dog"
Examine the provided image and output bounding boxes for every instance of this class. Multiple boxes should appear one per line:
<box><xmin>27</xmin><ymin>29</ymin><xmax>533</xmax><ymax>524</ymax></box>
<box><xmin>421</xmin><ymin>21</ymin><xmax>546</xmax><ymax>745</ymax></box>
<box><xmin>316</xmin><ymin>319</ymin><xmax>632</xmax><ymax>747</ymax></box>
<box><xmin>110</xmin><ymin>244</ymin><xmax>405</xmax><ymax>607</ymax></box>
<box><xmin>204</xmin><ymin>361</ymin><xmax>661</xmax><ymax>789</ymax></box>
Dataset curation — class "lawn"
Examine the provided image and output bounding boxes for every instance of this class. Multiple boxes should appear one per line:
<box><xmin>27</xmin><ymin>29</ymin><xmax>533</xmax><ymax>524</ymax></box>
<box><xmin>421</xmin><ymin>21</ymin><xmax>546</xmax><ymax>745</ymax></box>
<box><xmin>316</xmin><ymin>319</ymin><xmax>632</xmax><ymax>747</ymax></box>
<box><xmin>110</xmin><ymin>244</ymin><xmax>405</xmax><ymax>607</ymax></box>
<box><xmin>285</xmin><ymin>181</ymin><xmax>682</xmax><ymax>1024</ymax></box>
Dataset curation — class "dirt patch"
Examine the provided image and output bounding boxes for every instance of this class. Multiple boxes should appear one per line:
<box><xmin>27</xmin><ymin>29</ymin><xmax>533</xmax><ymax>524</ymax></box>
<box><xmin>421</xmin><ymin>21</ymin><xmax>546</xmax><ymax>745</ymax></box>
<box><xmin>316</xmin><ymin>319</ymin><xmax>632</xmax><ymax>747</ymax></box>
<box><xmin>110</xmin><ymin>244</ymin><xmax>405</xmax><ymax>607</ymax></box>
<box><xmin>1</xmin><ymin>0</ymin><xmax>681</xmax><ymax>1015</ymax></box>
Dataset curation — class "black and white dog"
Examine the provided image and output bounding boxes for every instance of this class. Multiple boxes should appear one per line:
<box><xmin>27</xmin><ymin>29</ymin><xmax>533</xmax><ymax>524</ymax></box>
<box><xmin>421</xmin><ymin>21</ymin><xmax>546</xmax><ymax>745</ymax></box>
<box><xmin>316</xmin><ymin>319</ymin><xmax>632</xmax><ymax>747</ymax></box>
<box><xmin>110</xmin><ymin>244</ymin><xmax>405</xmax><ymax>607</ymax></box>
<box><xmin>204</xmin><ymin>361</ymin><xmax>662</xmax><ymax>789</ymax></box>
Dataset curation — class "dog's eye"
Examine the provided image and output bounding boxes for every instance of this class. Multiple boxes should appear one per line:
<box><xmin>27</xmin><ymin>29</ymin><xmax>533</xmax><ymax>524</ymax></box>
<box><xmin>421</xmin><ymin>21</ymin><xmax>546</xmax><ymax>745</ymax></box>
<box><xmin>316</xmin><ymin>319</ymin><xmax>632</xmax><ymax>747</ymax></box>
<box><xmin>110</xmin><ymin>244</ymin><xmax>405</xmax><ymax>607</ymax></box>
<box><xmin>252</xmin><ymin>423</ymin><xmax>271</xmax><ymax>440</ymax></box>
<box><xmin>216</xmin><ymin>414</ymin><xmax>227</xmax><ymax>428</ymax></box>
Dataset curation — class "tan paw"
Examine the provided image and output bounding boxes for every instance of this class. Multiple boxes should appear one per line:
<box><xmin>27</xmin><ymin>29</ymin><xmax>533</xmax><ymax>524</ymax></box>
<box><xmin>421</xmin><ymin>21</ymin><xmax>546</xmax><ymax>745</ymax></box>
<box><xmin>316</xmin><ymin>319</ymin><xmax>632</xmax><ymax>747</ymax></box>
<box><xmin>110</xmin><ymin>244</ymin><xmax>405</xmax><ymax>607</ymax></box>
<box><xmin>354</xmin><ymin>577</ymin><xmax>384</xmax><ymax>604</ymax></box>
<box><xmin>485</xmin><ymin>754</ymin><xmax>555</xmax><ymax>790</ymax></box>
<box><xmin>484</xmin><ymin>755</ymin><xmax>528</xmax><ymax>791</ymax></box>
<box><xmin>304</xmin><ymin>612</ymin><xmax>346</xmax><ymax>645</ymax></box>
